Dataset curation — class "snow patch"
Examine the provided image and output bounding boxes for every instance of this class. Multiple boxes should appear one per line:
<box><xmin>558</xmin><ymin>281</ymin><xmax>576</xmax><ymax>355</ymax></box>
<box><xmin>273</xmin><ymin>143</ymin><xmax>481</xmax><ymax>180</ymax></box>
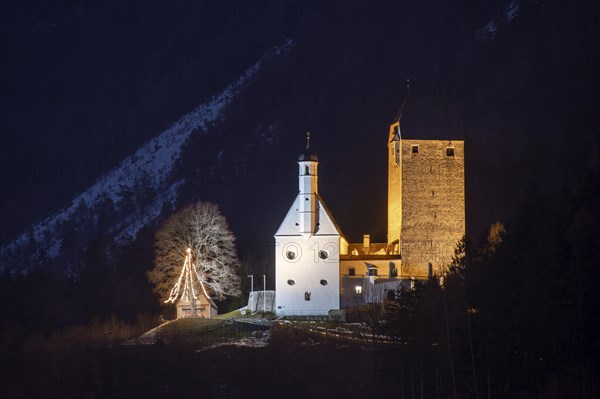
<box><xmin>0</xmin><ymin>39</ymin><xmax>296</xmax><ymax>273</ymax></box>
<box><xmin>196</xmin><ymin>331</ymin><xmax>270</xmax><ymax>351</ymax></box>
<box><xmin>477</xmin><ymin>1</ymin><xmax>520</xmax><ymax>40</ymax></box>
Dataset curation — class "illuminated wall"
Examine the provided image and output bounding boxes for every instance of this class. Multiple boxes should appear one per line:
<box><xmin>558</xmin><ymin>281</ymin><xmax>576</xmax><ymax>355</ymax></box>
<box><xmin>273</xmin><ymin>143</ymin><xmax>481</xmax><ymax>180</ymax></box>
<box><xmin>339</xmin><ymin>258</ymin><xmax>401</xmax><ymax>307</ymax></box>
<box><xmin>397</xmin><ymin>139</ymin><xmax>465</xmax><ymax>277</ymax></box>
<box><xmin>176</xmin><ymin>293</ymin><xmax>218</xmax><ymax>319</ymax></box>
<box><xmin>274</xmin><ymin>152</ymin><xmax>343</xmax><ymax>316</ymax></box>
<box><xmin>387</xmin><ymin>122</ymin><xmax>402</xmax><ymax>253</ymax></box>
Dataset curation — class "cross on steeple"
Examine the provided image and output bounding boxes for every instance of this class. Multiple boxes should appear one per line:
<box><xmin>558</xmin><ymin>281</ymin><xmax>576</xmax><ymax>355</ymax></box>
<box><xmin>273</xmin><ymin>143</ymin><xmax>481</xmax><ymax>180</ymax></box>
<box><xmin>299</xmin><ymin>131</ymin><xmax>318</xmax><ymax>162</ymax></box>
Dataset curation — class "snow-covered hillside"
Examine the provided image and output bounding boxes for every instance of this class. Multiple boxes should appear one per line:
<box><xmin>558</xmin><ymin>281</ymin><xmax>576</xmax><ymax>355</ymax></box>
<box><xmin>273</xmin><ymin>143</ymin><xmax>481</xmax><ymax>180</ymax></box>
<box><xmin>0</xmin><ymin>39</ymin><xmax>295</xmax><ymax>274</ymax></box>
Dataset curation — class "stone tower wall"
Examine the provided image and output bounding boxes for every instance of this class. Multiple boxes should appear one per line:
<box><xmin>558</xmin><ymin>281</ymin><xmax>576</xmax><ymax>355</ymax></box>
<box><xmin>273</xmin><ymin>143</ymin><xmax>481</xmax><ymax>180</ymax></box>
<box><xmin>400</xmin><ymin>139</ymin><xmax>465</xmax><ymax>277</ymax></box>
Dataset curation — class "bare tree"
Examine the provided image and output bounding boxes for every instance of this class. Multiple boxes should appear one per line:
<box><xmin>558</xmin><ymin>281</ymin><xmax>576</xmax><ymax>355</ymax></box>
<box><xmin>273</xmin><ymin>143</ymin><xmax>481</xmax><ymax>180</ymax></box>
<box><xmin>148</xmin><ymin>201</ymin><xmax>241</xmax><ymax>302</ymax></box>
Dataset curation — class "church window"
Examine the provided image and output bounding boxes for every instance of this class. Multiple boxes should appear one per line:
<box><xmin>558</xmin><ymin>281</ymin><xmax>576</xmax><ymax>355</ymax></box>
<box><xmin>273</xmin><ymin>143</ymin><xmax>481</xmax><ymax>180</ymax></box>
<box><xmin>355</xmin><ymin>286</ymin><xmax>362</xmax><ymax>294</ymax></box>
<box><xmin>305</xmin><ymin>291</ymin><xmax>311</xmax><ymax>301</ymax></box>
<box><xmin>319</xmin><ymin>250</ymin><xmax>329</xmax><ymax>259</ymax></box>
<box><xmin>349</xmin><ymin>268</ymin><xmax>355</xmax><ymax>276</ymax></box>
<box><xmin>287</xmin><ymin>279</ymin><xmax>295</xmax><ymax>286</ymax></box>
<box><xmin>412</xmin><ymin>145</ymin><xmax>419</xmax><ymax>154</ymax></box>
<box><xmin>286</xmin><ymin>251</ymin><xmax>297</xmax><ymax>260</ymax></box>
<box><xmin>446</xmin><ymin>147</ymin><xmax>455</xmax><ymax>157</ymax></box>
<box><xmin>305</xmin><ymin>166</ymin><xmax>309</xmax><ymax>174</ymax></box>
<box><xmin>320</xmin><ymin>279</ymin><xmax>328</xmax><ymax>286</ymax></box>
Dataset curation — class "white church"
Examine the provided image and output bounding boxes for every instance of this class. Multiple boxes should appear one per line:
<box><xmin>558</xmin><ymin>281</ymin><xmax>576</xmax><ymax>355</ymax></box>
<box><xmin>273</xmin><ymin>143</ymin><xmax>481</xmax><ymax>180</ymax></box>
<box><xmin>274</xmin><ymin>133</ymin><xmax>347</xmax><ymax>316</ymax></box>
<box><xmin>274</xmin><ymin>109</ymin><xmax>465</xmax><ymax>317</ymax></box>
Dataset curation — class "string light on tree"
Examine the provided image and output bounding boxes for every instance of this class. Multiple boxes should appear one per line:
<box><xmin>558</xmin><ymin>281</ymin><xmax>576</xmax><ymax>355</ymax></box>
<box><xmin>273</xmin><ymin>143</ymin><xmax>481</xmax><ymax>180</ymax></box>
<box><xmin>165</xmin><ymin>247</ymin><xmax>212</xmax><ymax>316</ymax></box>
<box><xmin>148</xmin><ymin>201</ymin><xmax>242</xmax><ymax>317</ymax></box>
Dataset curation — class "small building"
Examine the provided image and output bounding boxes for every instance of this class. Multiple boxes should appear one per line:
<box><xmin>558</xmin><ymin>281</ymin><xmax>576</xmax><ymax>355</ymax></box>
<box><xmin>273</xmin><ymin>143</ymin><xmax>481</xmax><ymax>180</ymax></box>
<box><xmin>176</xmin><ymin>292</ymin><xmax>218</xmax><ymax>319</ymax></box>
<box><xmin>340</xmin><ymin>238</ymin><xmax>403</xmax><ymax>308</ymax></box>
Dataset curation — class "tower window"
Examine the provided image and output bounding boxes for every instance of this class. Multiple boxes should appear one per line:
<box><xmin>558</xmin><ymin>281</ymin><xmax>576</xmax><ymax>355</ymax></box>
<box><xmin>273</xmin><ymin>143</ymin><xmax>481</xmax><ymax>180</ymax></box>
<box><xmin>349</xmin><ymin>268</ymin><xmax>355</xmax><ymax>276</ymax></box>
<box><xmin>446</xmin><ymin>148</ymin><xmax>455</xmax><ymax>157</ymax></box>
<box><xmin>305</xmin><ymin>166</ymin><xmax>309</xmax><ymax>174</ymax></box>
<box><xmin>412</xmin><ymin>145</ymin><xmax>419</xmax><ymax>154</ymax></box>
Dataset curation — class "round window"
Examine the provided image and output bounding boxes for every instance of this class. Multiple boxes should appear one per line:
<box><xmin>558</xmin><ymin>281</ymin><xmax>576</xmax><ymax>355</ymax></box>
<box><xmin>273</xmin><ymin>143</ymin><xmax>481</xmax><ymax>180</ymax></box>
<box><xmin>319</xmin><ymin>250</ymin><xmax>329</xmax><ymax>259</ymax></box>
<box><xmin>320</xmin><ymin>279</ymin><xmax>328</xmax><ymax>286</ymax></box>
<box><xmin>282</xmin><ymin>243</ymin><xmax>301</xmax><ymax>263</ymax></box>
<box><xmin>287</xmin><ymin>279</ymin><xmax>295</xmax><ymax>286</ymax></box>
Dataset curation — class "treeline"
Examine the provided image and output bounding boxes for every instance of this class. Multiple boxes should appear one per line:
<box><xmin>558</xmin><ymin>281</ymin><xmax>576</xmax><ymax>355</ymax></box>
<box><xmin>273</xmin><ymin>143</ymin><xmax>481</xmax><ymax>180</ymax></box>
<box><xmin>0</xmin><ymin>223</ymin><xmax>162</xmax><ymax>332</ymax></box>
<box><xmin>379</xmin><ymin>168</ymin><xmax>600</xmax><ymax>397</ymax></box>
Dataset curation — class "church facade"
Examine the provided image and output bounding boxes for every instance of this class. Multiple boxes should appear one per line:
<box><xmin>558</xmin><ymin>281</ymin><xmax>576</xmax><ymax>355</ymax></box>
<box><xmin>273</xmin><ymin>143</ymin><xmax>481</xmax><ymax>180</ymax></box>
<box><xmin>275</xmin><ymin>116</ymin><xmax>465</xmax><ymax>317</ymax></box>
<box><xmin>274</xmin><ymin>136</ymin><xmax>347</xmax><ymax>316</ymax></box>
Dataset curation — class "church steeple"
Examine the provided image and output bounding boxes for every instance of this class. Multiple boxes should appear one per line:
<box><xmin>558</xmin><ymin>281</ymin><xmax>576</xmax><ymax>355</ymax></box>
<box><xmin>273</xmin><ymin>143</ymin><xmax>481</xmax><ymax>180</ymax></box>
<box><xmin>298</xmin><ymin>132</ymin><xmax>319</xmax><ymax>237</ymax></box>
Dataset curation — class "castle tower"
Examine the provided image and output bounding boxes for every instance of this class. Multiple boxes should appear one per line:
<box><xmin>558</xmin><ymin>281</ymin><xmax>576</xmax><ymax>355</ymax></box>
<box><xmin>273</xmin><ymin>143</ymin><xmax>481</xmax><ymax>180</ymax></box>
<box><xmin>387</xmin><ymin>86</ymin><xmax>465</xmax><ymax>278</ymax></box>
<box><xmin>274</xmin><ymin>133</ymin><xmax>346</xmax><ymax>316</ymax></box>
<box><xmin>398</xmin><ymin>138</ymin><xmax>465</xmax><ymax>278</ymax></box>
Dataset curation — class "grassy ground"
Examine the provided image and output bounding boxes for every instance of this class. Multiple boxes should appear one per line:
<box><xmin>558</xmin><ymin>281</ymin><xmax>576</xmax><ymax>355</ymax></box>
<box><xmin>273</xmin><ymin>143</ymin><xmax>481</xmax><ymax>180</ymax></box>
<box><xmin>214</xmin><ymin>309</ymin><xmax>275</xmax><ymax>320</ymax></box>
<box><xmin>149</xmin><ymin>317</ymin><xmax>271</xmax><ymax>347</ymax></box>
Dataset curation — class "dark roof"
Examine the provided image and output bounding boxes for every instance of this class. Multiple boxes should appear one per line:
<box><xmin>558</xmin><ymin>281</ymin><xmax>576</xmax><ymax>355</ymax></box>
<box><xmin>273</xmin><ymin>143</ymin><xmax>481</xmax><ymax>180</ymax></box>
<box><xmin>298</xmin><ymin>132</ymin><xmax>318</xmax><ymax>161</ymax></box>
<box><xmin>392</xmin><ymin>89</ymin><xmax>464</xmax><ymax>141</ymax></box>
<box><xmin>298</xmin><ymin>147</ymin><xmax>318</xmax><ymax>162</ymax></box>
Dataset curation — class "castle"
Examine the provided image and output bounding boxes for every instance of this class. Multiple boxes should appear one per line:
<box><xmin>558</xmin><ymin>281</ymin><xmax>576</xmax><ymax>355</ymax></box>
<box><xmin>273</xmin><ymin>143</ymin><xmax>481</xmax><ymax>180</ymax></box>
<box><xmin>274</xmin><ymin>99</ymin><xmax>465</xmax><ymax>316</ymax></box>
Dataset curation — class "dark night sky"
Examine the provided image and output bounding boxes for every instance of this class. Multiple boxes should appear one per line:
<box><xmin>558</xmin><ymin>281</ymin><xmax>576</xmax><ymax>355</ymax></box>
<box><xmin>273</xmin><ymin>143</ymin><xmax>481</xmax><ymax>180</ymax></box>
<box><xmin>1</xmin><ymin>0</ymin><xmax>600</xmax><ymax>251</ymax></box>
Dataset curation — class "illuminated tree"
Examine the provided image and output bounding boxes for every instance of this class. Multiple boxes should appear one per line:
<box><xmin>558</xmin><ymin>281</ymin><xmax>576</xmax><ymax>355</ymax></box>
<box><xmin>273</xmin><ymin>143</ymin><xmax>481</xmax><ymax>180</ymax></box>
<box><xmin>486</xmin><ymin>222</ymin><xmax>506</xmax><ymax>253</ymax></box>
<box><xmin>148</xmin><ymin>201</ymin><xmax>241</xmax><ymax>304</ymax></box>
